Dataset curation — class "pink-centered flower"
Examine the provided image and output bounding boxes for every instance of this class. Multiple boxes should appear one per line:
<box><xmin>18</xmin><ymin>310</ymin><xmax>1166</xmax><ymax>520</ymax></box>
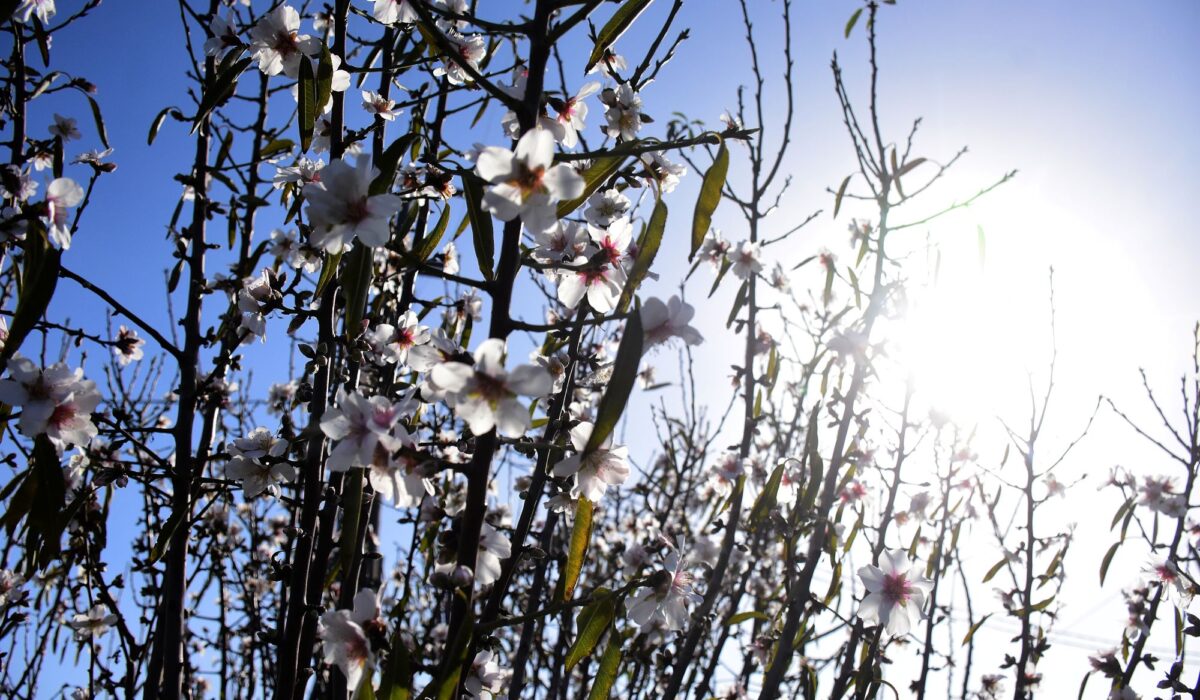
<box><xmin>856</xmin><ymin>549</ymin><xmax>932</xmax><ymax>635</ymax></box>
<box><xmin>430</xmin><ymin>339</ymin><xmax>553</xmax><ymax>438</ymax></box>
<box><xmin>44</xmin><ymin>177</ymin><xmax>84</xmax><ymax>249</ymax></box>
<box><xmin>552</xmin><ymin>421</ymin><xmax>631</xmax><ymax>502</ymax></box>
<box><xmin>475</xmin><ymin>128</ymin><xmax>583</xmax><ymax>233</ymax></box>
<box><xmin>318</xmin><ymin>588</ymin><xmax>381</xmax><ymax>693</ymax></box>
<box><xmin>249</xmin><ymin>5</ymin><xmax>320</xmax><ymax>78</ymax></box>
<box><xmin>304</xmin><ymin>154</ymin><xmax>403</xmax><ymax>252</ymax></box>
<box><xmin>641</xmin><ymin>295</ymin><xmax>703</xmax><ymax>349</ymax></box>
<box><xmin>626</xmin><ymin>550</ymin><xmax>702</xmax><ymax>632</ymax></box>
<box><xmin>320</xmin><ymin>389</ymin><xmax>414</xmax><ymax>472</ymax></box>
<box><xmin>556</xmin><ymin>256</ymin><xmax>625</xmax><ymax>313</ymax></box>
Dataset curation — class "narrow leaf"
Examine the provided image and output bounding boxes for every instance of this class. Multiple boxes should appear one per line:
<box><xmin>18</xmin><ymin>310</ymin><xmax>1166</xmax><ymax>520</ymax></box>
<box><xmin>585</xmin><ymin>632</ymin><xmax>624</xmax><ymax>700</ymax></box>
<box><xmin>561</xmin><ymin>497</ymin><xmax>595</xmax><ymax>601</ymax></box>
<box><xmin>844</xmin><ymin>7</ymin><xmax>864</xmax><ymax>38</ymax></box>
<box><xmin>961</xmin><ymin>613</ymin><xmax>993</xmax><ymax>645</ymax></box>
<box><xmin>585</xmin><ymin>0</ymin><xmax>653</xmax><ymax>73</ymax></box>
<box><xmin>461</xmin><ymin>173</ymin><xmax>494</xmax><ymax>280</ymax></box>
<box><xmin>584</xmin><ymin>310</ymin><xmax>643</xmax><ymax>453</ymax></box>
<box><xmin>1</xmin><ymin>230</ymin><xmax>61</xmax><ymax>369</ymax></box>
<box><xmin>618</xmin><ymin>198</ymin><xmax>666</xmax><ymax>311</ymax></box>
<box><xmin>192</xmin><ymin>57</ymin><xmax>252</xmax><ymax>134</ymax></box>
<box><xmin>87</xmin><ymin>96</ymin><xmax>110</xmax><ymax>149</ymax></box>
<box><xmin>833</xmin><ymin>174</ymin><xmax>851</xmax><ymax>218</ymax></box>
<box><xmin>691</xmin><ymin>142</ymin><xmax>729</xmax><ymax>259</ymax></box>
<box><xmin>566</xmin><ymin>593</ymin><xmax>616</xmax><ymax>670</ymax></box>
<box><xmin>557</xmin><ymin>156</ymin><xmax>624</xmax><ymax>218</ymax></box>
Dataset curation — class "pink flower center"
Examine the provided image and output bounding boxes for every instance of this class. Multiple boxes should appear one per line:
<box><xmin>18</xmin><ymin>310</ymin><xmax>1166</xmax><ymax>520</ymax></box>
<box><xmin>881</xmin><ymin>572</ymin><xmax>914</xmax><ymax>605</ymax></box>
<box><xmin>49</xmin><ymin>402</ymin><xmax>76</xmax><ymax>429</ymax></box>
<box><xmin>346</xmin><ymin>197</ymin><xmax>371</xmax><ymax>224</ymax></box>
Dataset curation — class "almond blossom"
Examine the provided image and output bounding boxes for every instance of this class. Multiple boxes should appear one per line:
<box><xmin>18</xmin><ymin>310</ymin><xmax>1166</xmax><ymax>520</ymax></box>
<box><xmin>362</xmin><ymin>90</ymin><xmax>402</xmax><ymax>121</ymax></box>
<box><xmin>531</xmin><ymin>221</ymin><xmax>589</xmax><ymax>264</ymax></box>
<box><xmin>319</xmin><ymin>389</ymin><xmax>414</xmax><ymax>472</ymax></box>
<box><xmin>66</xmin><ymin>605</ymin><xmax>118</xmax><ymax>641</ymax></box>
<box><xmin>641</xmin><ymin>295</ymin><xmax>703</xmax><ymax>348</ymax></box>
<box><xmin>224</xmin><ymin>427</ymin><xmax>295</xmax><ymax>498</ymax></box>
<box><xmin>465</xmin><ymin>649</ymin><xmax>510</xmax><ymax>699</ymax></box>
<box><xmin>626</xmin><ymin>550</ymin><xmax>702</xmax><ymax>632</ymax></box>
<box><xmin>362</xmin><ymin>311</ymin><xmax>431</xmax><ymax>366</ymax></box>
<box><xmin>49</xmin><ymin>114</ymin><xmax>80</xmax><ymax>142</ymax></box>
<box><xmin>249</xmin><ymin>5</ymin><xmax>320</xmax><ymax>78</ymax></box>
<box><xmin>475</xmin><ymin>522</ymin><xmax>512</xmax><ymax>586</ymax></box>
<box><xmin>1144</xmin><ymin>557</ymin><xmax>1193</xmax><ymax>609</ymax></box>
<box><xmin>556</xmin><ymin>256</ymin><xmax>626</xmax><ymax>313</ymax></box>
<box><xmin>548</xmin><ymin>82</ymin><xmax>600</xmax><ymax>148</ymax></box>
<box><xmin>475</xmin><ymin>128</ymin><xmax>584</xmax><ymax>233</ymax></box>
<box><xmin>371</xmin><ymin>0</ymin><xmax>417</xmax><ymax>26</ymax></box>
<box><xmin>856</xmin><ymin>549</ymin><xmax>933</xmax><ymax>635</ymax></box>
<box><xmin>203</xmin><ymin>13</ymin><xmax>242</xmax><ymax>58</ymax></box>
<box><xmin>318</xmin><ymin>588</ymin><xmax>381</xmax><ymax>694</ymax></box>
<box><xmin>433</xmin><ymin>29</ymin><xmax>487</xmax><ymax>86</ymax></box>
<box><xmin>430</xmin><ymin>339</ymin><xmax>553</xmax><ymax>438</ymax></box>
<box><xmin>600</xmin><ymin>84</ymin><xmax>644</xmax><ymax>141</ymax></box>
<box><xmin>728</xmin><ymin>240</ymin><xmax>763</xmax><ymax>279</ymax></box>
<box><xmin>304</xmin><ymin>154</ymin><xmax>404</xmax><ymax>252</ymax></box>
<box><xmin>552</xmin><ymin>421</ymin><xmax>631</xmax><ymax>502</ymax></box>
<box><xmin>44</xmin><ymin>177</ymin><xmax>84</xmax><ymax>249</ymax></box>
<box><xmin>112</xmin><ymin>326</ymin><xmax>145</xmax><ymax>366</ymax></box>
<box><xmin>0</xmin><ymin>356</ymin><xmax>100</xmax><ymax>449</ymax></box>
<box><xmin>584</xmin><ymin>188</ymin><xmax>631</xmax><ymax>228</ymax></box>
<box><xmin>16</xmin><ymin>0</ymin><xmax>56</xmax><ymax>24</ymax></box>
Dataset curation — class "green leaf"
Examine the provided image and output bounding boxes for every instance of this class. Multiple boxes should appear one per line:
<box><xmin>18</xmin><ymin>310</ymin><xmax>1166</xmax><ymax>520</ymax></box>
<box><xmin>377</xmin><ymin>626</ymin><xmax>413</xmax><ymax>700</ymax></box>
<box><xmin>1</xmin><ymin>229</ymin><xmax>61</xmax><ymax>369</ymax></box>
<box><xmin>844</xmin><ymin>8</ymin><xmax>863</xmax><ymax>38</ymax></box>
<box><xmin>461</xmin><ymin>173</ymin><xmax>494</xmax><ymax>281</ymax></box>
<box><xmin>584</xmin><ymin>309</ymin><xmax>643</xmax><ymax>453</ymax></box>
<box><xmin>342</xmin><ymin>244</ymin><xmax>375</xmax><ymax>339</ymax></box>
<box><xmin>561</xmin><ymin>497</ymin><xmax>595</xmax><ymax>602</ymax></box>
<box><xmin>1100</xmin><ymin>541</ymin><xmax>1121</xmax><ymax>585</ymax></box>
<box><xmin>145</xmin><ymin>498</ymin><xmax>189</xmax><ymax>569</ymax></box>
<box><xmin>982</xmin><ymin>557</ymin><xmax>1006</xmax><ymax>584</ymax></box>
<box><xmin>315</xmin><ymin>251</ymin><xmax>343</xmax><ymax>297</ymax></box>
<box><xmin>585</xmin><ymin>631</ymin><xmax>624</xmax><ymax>700</ymax></box>
<box><xmin>414</xmin><ymin>204</ymin><xmax>451</xmax><ymax>263</ymax></box>
<box><xmin>727</xmin><ymin>610</ymin><xmax>770</xmax><ymax>626</ymax></box>
<box><xmin>260</xmin><ymin>139</ymin><xmax>296</xmax><ymax>159</ymax></box>
<box><xmin>585</xmin><ymin>0</ymin><xmax>653</xmax><ymax>73</ymax></box>
<box><xmin>961</xmin><ymin>613</ymin><xmax>992</xmax><ymax>645</ymax></box>
<box><xmin>557</xmin><ymin>155</ymin><xmax>624</xmax><ymax>219</ymax></box>
<box><xmin>707</xmin><ymin>257</ymin><xmax>732</xmax><ymax>298</ymax></box>
<box><xmin>85</xmin><ymin>96</ymin><xmax>110</xmax><ymax>149</ymax></box>
<box><xmin>833</xmin><ymin>174</ymin><xmax>851</xmax><ymax>218</ymax></box>
<box><xmin>726</xmin><ymin>280</ymin><xmax>748</xmax><ymax>328</ymax></box>
<box><xmin>298</xmin><ymin>56</ymin><xmax>317</xmax><ymax>151</ymax></box>
<box><xmin>192</xmin><ymin>57</ymin><xmax>252</xmax><ymax>134</ymax></box>
<box><xmin>748</xmin><ymin>462</ymin><xmax>785</xmax><ymax>526</ymax></box>
<box><xmin>429</xmin><ymin>605</ymin><xmax>473</xmax><ymax>700</ymax></box>
<box><xmin>371</xmin><ymin>132</ymin><xmax>419</xmax><ymax>195</ymax></box>
<box><xmin>618</xmin><ymin>198</ymin><xmax>666</xmax><ymax>311</ymax></box>
<box><xmin>566</xmin><ymin>592</ymin><xmax>616</xmax><ymax>670</ymax></box>
<box><xmin>24</xmin><ymin>435</ymin><xmax>75</xmax><ymax>571</ymax></box>
<box><xmin>691</xmin><ymin>142</ymin><xmax>729</xmax><ymax>259</ymax></box>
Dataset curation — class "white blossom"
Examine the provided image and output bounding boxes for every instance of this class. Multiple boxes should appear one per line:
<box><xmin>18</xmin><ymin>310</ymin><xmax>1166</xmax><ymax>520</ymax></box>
<box><xmin>430</xmin><ymin>338</ymin><xmax>553</xmax><ymax>438</ymax></box>
<box><xmin>304</xmin><ymin>154</ymin><xmax>403</xmax><ymax>252</ymax></box>
<box><xmin>552</xmin><ymin>421</ymin><xmax>631</xmax><ymax>501</ymax></box>
<box><xmin>475</xmin><ymin>128</ymin><xmax>583</xmax><ymax>233</ymax></box>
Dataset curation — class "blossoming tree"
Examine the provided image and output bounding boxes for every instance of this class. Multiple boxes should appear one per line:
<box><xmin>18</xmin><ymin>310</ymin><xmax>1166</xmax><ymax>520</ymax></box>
<box><xmin>0</xmin><ymin>2</ymin><xmax>1194</xmax><ymax>700</ymax></box>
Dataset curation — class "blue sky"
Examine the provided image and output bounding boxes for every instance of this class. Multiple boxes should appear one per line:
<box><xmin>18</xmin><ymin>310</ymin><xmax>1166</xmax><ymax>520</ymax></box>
<box><xmin>18</xmin><ymin>0</ymin><xmax>1200</xmax><ymax>696</ymax></box>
